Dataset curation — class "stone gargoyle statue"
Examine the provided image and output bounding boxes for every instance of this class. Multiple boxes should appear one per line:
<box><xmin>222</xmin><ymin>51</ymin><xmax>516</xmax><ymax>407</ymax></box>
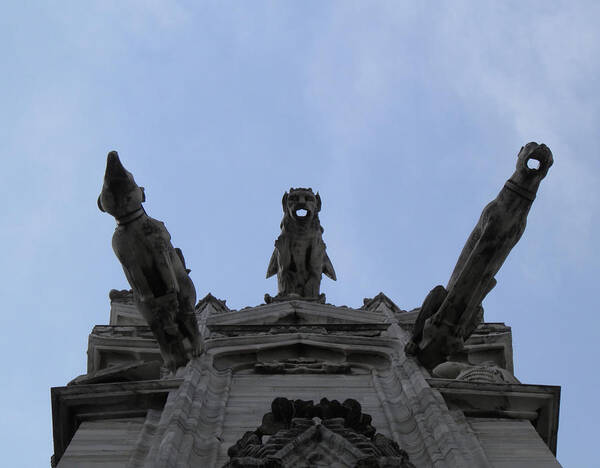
<box><xmin>405</xmin><ymin>142</ymin><xmax>553</xmax><ymax>369</ymax></box>
<box><xmin>98</xmin><ymin>151</ymin><xmax>202</xmax><ymax>372</ymax></box>
<box><xmin>265</xmin><ymin>188</ymin><xmax>336</xmax><ymax>303</ymax></box>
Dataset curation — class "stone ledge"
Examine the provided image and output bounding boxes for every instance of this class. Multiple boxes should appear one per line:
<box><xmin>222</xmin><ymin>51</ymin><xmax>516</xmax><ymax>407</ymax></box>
<box><xmin>208</xmin><ymin>322</ymin><xmax>390</xmax><ymax>333</ymax></box>
<box><xmin>51</xmin><ymin>378</ymin><xmax>182</xmax><ymax>466</ymax></box>
<box><xmin>427</xmin><ymin>378</ymin><xmax>560</xmax><ymax>455</ymax></box>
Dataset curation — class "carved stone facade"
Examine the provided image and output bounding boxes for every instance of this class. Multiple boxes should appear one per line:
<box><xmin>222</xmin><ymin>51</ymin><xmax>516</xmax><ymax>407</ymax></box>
<box><xmin>52</xmin><ymin>294</ymin><xmax>561</xmax><ymax>467</ymax></box>
<box><xmin>224</xmin><ymin>397</ymin><xmax>415</xmax><ymax>468</ymax></box>
<box><xmin>51</xmin><ymin>146</ymin><xmax>561</xmax><ymax>467</ymax></box>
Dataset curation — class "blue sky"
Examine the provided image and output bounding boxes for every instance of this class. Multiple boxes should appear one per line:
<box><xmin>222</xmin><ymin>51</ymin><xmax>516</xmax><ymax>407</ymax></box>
<box><xmin>2</xmin><ymin>2</ymin><xmax>598</xmax><ymax>466</ymax></box>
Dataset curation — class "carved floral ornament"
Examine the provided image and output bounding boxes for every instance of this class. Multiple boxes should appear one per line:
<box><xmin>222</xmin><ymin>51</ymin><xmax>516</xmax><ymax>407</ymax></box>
<box><xmin>224</xmin><ymin>397</ymin><xmax>415</xmax><ymax>468</ymax></box>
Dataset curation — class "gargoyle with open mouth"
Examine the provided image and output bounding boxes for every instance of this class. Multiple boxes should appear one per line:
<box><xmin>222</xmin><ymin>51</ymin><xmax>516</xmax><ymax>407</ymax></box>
<box><xmin>266</xmin><ymin>188</ymin><xmax>336</xmax><ymax>303</ymax></box>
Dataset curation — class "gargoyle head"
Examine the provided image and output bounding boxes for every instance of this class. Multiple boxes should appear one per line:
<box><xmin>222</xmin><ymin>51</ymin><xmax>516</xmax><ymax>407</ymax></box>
<box><xmin>516</xmin><ymin>142</ymin><xmax>553</xmax><ymax>180</ymax></box>
<box><xmin>282</xmin><ymin>187</ymin><xmax>321</xmax><ymax>226</ymax></box>
<box><xmin>97</xmin><ymin>151</ymin><xmax>146</xmax><ymax>219</ymax></box>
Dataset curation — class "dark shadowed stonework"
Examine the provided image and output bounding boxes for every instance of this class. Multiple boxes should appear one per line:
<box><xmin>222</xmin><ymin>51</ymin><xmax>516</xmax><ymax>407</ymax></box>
<box><xmin>405</xmin><ymin>142</ymin><xmax>553</xmax><ymax>370</ymax></box>
<box><xmin>98</xmin><ymin>152</ymin><xmax>202</xmax><ymax>372</ymax></box>
<box><xmin>50</xmin><ymin>144</ymin><xmax>561</xmax><ymax>467</ymax></box>
<box><xmin>224</xmin><ymin>397</ymin><xmax>415</xmax><ymax>468</ymax></box>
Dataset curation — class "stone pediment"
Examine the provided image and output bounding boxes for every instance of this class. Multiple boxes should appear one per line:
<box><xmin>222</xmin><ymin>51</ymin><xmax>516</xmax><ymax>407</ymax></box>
<box><xmin>224</xmin><ymin>397</ymin><xmax>415</xmax><ymax>468</ymax></box>
<box><xmin>207</xmin><ymin>300</ymin><xmax>390</xmax><ymax>338</ymax></box>
<box><xmin>225</xmin><ymin>419</ymin><xmax>413</xmax><ymax>468</ymax></box>
<box><xmin>196</xmin><ymin>293</ymin><xmax>231</xmax><ymax>315</ymax></box>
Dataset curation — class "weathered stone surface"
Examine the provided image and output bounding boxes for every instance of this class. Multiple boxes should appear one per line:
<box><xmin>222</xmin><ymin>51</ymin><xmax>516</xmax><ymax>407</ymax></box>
<box><xmin>432</xmin><ymin>360</ymin><xmax>519</xmax><ymax>384</ymax></box>
<box><xmin>51</xmin><ymin>143</ymin><xmax>562</xmax><ymax>468</ymax></box>
<box><xmin>127</xmin><ymin>356</ymin><xmax>232</xmax><ymax>468</ymax></box>
<box><xmin>51</xmin><ymin>379</ymin><xmax>181</xmax><ymax>466</ymax></box>
<box><xmin>429</xmin><ymin>379</ymin><xmax>561</xmax><ymax>455</ymax></box>
<box><xmin>197</xmin><ymin>293</ymin><xmax>230</xmax><ymax>315</ymax></box>
<box><xmin>53</xmin><ymin>294</ymin><xmax>563</xmax><ymax>467</ymax></box>
<box><xmin>98</xmin><ymin>151</ymin><xmax>202</xmax><ymax>371</ymax></box>
<box><xmin>56</xmin><ymin>418</ymin><xmax>145</xmax><ymax>468</ymax></box>
<box><xmin>467</xmin><ymin>418</ymin><xmax>562</xmax><ymax>467</ymax></box>
<box><xmin>224</xmin><ymin>398</ymin><xmax>415</xmax><ymax>468</ymax></box>
<box><xmin>406</xmin><ymin>142</ymin><xmax>553</xmax><ymax>368</ymax></box>
<box><xmin>68</xmin><ymin>360</ymin><xmax>162</xmax><ymax>386</ymax></box>
<box><xmin>254</xmin><ymin>357</ymin><xmax>352</xmax><ymax>374</ymax></box>
<box><xmin>266</xmin><ymin>188</ymin><xmax>336</xmax><ymax>303</ymax></box>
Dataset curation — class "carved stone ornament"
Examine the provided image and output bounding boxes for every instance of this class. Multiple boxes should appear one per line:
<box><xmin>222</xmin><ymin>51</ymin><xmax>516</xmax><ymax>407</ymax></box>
<box><xmin>432</xmin><ymin>360</ymin><xmax>519</xmax><ymax>384</ymax></box>
<box><xmin>405</xmin><ymin>142</ymin><xmax>553</xmax><ymax>369</ymax></box>
<box><xmin>224</xmin><ymin>397</ymin><xmax>414</xmax><ymax>468</ymax></box>
<box><xmin>108</xmin><ymin>288</ymin><xmax>134</xmax><ymax>303</ymax></box>
<box><xmin>266</xmin><ymin>188</ymin><xmax>336</xmax><ymax>303</ymax></box>
<box><xmin>254</xmin><ymin>357</ymin><xmax>351</xmax><ymax>375</ymax></box>
<box><xmin>98</xmin><ymin>151</ymin><xmax>202</xmax><ymax>371</ymax></box>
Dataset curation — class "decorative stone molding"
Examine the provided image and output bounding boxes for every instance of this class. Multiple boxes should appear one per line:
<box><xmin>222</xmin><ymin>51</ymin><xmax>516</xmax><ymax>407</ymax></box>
<box><xmin>254</xmin><ymin>358</ymin><xmax>351</xmax><ymax>375</ymax></box>
<box><xmin>91</xmin><ymin>325</ymin><xmax>156</xmax><ymax>339</ymax></box>
<box><xmin>208</xmin><ymin>323</ymin><xmax>389</xmax><ymax>338</ymax></box>
<box><xmin>68</xmin><ymin>359</ymin><xmax>162</xmax><ymax>385</ymax></box>
<box><xmin>51</xmin><ymin>379</ymin><xmax>181</xmax><ymax>466</ymax></box>
<box><xmin>196</xmin><ymin>293</ymin><xmax>230</xmax><ymax>315</ymax></box>
<box><xmin>86</xmin><ymin>325</ymin><xmax>161</xmax><ymax>374</ymax></box>
<box><xmin>368</xmin><ymin>300</ymin><xmax>493</xmax><ymax>467</ymax></box>
<box><xmin>456</xmin><ymin>365</ymin><xmax>517</xmax><ymax>384</ymax></box>
<box><xmin>432</xmin><ymin>360</ymin><xmax>519</xmax><ymax>384</ymax></box>
<box><xmin>428</xmin><ymin>379</ymin><xmax>561</xmax><ymax>454</ymax></box>
<box><xmin>52</xmin><ymin>296</ymin><xmax>559</xmax><ymax>466</ymax></box>
<box><xmin>127</xmin><ymin>356</ymin><xmax>232</xmax><ymax>468</ymax></box>
<box><xmin>224</xmin><ymin>397</ymin><xmax>414</xmax><ymax>468</ymax></box>
<box><xmin>109</xmin><ymin>289</ymin><xmax>134</xmax><ymax>303</ymax></box>
<box><xmin>362</xmin><ymin>292</ymin><xmax>408</xmax><ymax>316</ymax></box>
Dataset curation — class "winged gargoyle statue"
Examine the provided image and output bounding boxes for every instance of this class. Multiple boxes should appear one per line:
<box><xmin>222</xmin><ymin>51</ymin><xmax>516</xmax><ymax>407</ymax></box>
<box><xmin>98</xmin><ymin>151</ymin><xmax>202</xmax><ymax>372</ymax></box>
<box><xmin>265</xmin><ymin>188</ymin><xmax>336</xmax><ymax>303</ymax></box>
<box><xmin>405</xmin><ymin>142</ymin><xmax>553</xmax><ymax>369</ymax></box>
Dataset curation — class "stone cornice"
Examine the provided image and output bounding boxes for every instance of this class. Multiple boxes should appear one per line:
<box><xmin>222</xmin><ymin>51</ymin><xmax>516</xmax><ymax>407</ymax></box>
<box><xmin>428</xmin><ymin>378</ymin><xmax>560</xmax><ymax>455</ymax></box>
<box><xmin>207</xmin><ymin>322</ymin><xmax>390</xmax><ymax>334</ymax></box>
<box><xmin>51</xmin><ymin>378</ymin><xmax>182</xmax><ymax>466</ymax></box>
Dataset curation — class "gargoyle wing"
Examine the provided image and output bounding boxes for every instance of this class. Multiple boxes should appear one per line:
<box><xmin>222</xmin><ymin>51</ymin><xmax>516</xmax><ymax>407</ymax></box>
<box><xmin>322</xmin><ymin>253</ymin><xmax>336</xmax><ymax>281</ymax></box>
<box><xmin>266</xmin><ymin>249</ymin><xmax>278</xmax><ymax>278</ymax></box>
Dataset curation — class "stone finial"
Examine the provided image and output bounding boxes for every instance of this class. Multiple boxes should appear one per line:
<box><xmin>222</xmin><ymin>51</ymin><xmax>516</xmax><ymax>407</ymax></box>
<box><xmin>98</xmin><ymin>151</ymin><xmax>202</xmax><ymax>372</ymax></box>
<box><xmin>265</xmin><ymin>188</ymin><xmax>336</xmax><ymax>303</ymax></box>
<box><xmin>406</xmin><ymin>142</ymin><xmax>553</xmax><ymax>368</ymax></box>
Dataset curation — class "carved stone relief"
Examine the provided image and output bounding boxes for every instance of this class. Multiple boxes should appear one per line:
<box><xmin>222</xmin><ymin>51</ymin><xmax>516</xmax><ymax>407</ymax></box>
<box><xmin>254</xmin><ymin>357</ymin><xmax>351</xmax><ymax>375</ymax></box>
<box><xmin>224</xmin><ymin>397</ymin><xmax>414</xmax><ymax>468</ymax></box>
<box><xmin>432</xmin><ymin>360</ymin><xmax>519</xmax><ymax>384</ymax></box>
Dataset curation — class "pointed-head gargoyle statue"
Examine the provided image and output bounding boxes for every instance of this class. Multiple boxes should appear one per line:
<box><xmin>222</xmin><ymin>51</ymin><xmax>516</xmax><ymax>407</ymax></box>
<box><xmin>265</xmin><ymin>187</ymin><xmax>336</xmax><ymax>303</ymax></box>
<box><xmin>98</xmin><ymin>151</ymin><xmax>202</xmax><ymax>372</ymax></box>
